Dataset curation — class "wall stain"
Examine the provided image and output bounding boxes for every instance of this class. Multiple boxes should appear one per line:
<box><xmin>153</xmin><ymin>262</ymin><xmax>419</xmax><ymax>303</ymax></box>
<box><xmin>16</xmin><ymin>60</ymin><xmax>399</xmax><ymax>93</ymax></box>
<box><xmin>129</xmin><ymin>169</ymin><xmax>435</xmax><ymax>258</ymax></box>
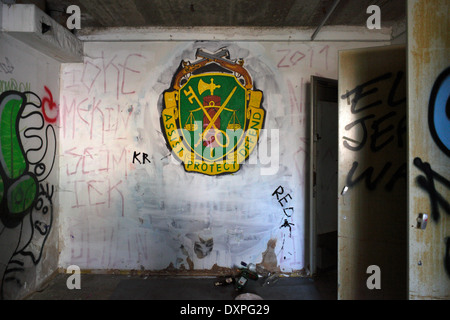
<box><xmin>412</xmin><ymin>0</ymin><xmax>449</xmax><ymax>92</ymax></box>
<box><xmin>194</xmin><ymin>236</ymin><xmax>214</xmax><ymax>259</ymax></box>
<box><xmin>257</xmin><ymin>239</ymin><xmax>280</xmax><ymax>272</ymax></box>
<box><xmin>186</xmin><ymin>257</ymin><xmax>194</xmax><ymax>270</ymax></box>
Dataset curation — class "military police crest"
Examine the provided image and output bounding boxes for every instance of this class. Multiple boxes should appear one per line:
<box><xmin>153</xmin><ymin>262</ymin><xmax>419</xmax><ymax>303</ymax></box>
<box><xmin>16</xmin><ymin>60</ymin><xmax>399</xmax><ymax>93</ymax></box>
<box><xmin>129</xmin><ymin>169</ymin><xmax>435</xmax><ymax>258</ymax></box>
<box><xmin>161</xmin><ymin>48</ymin><xmax>265</xmax><ymax>175</ymax></box>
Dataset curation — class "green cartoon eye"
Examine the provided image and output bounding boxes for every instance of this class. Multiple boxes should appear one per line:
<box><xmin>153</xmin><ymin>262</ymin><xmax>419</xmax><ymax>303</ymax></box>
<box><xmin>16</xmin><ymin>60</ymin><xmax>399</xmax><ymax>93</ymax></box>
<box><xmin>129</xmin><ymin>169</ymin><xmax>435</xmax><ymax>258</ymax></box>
<box><xmin>0</xmin><ymin>92</ymin><xmax>38</xmax><ymax>224</ymax></box>
<box><xmin>6</xmin><ymin>174</ymin><xmax>37</xmax><ymax>214</ymax></box>
<box><xmin>0</xmin><ymin>96</ymin><xmax>27</xmax><ymax>178</ymax></box>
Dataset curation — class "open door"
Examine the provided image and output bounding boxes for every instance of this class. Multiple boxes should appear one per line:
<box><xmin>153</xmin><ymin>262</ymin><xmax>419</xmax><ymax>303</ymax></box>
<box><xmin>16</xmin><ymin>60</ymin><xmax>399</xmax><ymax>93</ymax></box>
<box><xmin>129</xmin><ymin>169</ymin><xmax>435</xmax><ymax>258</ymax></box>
<box><xmin>310</xmin><ymin>76</ymin><xmax>338</xmax><ymax>276</ymax></box>
<box><xmin>337</xmin><ymin>45</ymin><xmax>407</xmax><ymax>299</ymax></box>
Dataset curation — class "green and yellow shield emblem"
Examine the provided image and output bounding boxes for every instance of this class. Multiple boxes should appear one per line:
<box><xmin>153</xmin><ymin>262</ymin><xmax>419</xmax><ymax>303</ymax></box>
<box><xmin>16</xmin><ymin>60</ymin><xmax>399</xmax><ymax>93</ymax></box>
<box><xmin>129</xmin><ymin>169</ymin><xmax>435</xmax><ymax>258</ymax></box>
<box><xmin>161</xmin><ymin>48</ymin><xmax>265</xmax><ymax>175</ymax></box>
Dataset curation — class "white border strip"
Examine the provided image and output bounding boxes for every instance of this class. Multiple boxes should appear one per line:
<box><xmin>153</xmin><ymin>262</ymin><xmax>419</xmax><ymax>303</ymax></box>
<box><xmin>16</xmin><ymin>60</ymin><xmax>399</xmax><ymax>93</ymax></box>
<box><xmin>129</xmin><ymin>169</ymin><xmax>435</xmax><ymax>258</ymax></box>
<box><xmin>77</xmin><ymin>25</ymin><xmax>392</xmax><ymax>42</ymax></box>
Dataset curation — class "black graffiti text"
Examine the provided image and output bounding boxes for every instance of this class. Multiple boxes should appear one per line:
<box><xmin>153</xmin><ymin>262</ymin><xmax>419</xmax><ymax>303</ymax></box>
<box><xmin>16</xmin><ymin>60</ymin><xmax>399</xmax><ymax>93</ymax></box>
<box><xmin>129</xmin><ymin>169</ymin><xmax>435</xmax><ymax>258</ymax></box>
<box><xmin>0</xmin><ymin>57</ymin><xmax>14</xmax><ymax>74</ymax></box>
<box><xmin>341</xmin><ymin>70</ymin><xmax>406</xmax><ymax>192</ymax></box>
<box><xmin>341</xmin><ymin>71</ymin><xmax>406</xmax><ymax>153</ymax></box>
<box><xmin>346</xmin><ymin>161</ymin><xmax>406</xmax><ymax>192</ymax></box>
<box><xmin>272</xmin><ymin>185</ymin><xmax>295</xmax><ymax>236</ymax></box>
<box><xmin>413</xmin><ymin>157</ymin><xmax>450</xmax><ymax>223</ymax></box>
<box><xmin>0</xmin><ymin>90</ymin><xmax>56</xmax><ymax>300</ymax></box>
<box><xmin>341</xmin><ymin>71</ymin><xmax>406</xmax><ymax>115</ymax></box>
<box><xmin>132</xmin><ymin>151</ymin><xmax>151</xmax><ymax>164</ymax></box>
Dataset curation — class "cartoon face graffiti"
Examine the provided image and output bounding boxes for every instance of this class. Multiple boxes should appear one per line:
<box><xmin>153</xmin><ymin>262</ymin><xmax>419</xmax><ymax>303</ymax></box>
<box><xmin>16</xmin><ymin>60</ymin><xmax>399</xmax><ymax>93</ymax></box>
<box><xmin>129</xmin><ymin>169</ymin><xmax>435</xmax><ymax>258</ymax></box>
<box><xmin>161</xmin><ymin>48</ymin><xmax>265</xmax><ymax>175</ymax></box>
<box><xmin>428</xmin><ymin>67</ymin><xmax>450</xmax><ymax>157</ymax></box>
<box><xmin>0</xmin><ymin>91</ymin><xmax>38</xmax><ymax>228</ymax></box>
<box><xmin>0</xmin><ymin>90</ymin><xmax>56</xmax><ymax>299</ymax></box>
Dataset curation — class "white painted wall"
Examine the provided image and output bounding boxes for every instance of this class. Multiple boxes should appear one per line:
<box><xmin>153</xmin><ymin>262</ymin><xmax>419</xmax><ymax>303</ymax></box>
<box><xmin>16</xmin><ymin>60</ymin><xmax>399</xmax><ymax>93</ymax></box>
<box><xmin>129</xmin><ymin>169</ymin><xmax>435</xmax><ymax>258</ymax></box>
<box><xmin>58</xmin><ymin>37</ymin><xmax>389</xmax><ymax>274</ymax></box>
<box><xmin>0</xmin><ymin>33</ymin><xmax>60</xmax><ymax>299</ymax></box>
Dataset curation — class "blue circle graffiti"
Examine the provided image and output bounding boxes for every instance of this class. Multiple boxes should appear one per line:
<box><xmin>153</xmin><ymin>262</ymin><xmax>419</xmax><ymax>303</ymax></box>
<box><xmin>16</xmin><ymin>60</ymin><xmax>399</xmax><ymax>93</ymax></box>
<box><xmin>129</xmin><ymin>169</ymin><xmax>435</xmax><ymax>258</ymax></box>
<box><xmin>429</xmin><ymin>67</ymin><xmax>450</xmax><ymax>156</ymax></box>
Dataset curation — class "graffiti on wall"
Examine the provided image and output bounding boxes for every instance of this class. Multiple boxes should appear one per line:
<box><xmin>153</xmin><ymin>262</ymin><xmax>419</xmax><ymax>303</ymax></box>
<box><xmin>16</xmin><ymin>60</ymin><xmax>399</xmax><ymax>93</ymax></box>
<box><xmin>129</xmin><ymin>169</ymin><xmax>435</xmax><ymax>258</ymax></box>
<box><xmin>0</xmin><ymin>57</ymin><xmax>14</xmax><ymax>74</ymax></box>
<box><xmin>272</xmin><ymin>185</ymin><xmax>295</xmax><ymax>237</ymax></box>
<box><xmin>60</xmin><ymin>52</ymin><xmax>146</xmax><ymax>219</ymax></box>
<box><xmin>413</xmin><ymin>156</ymin><xmax>450</xmax><ymax>278</ymax></box>
<box><xmin>161</xmin><ymin>47</ymin><xmax>265</xmax><ymax>175</ymax></box>
<box><xmin>271</xmin><ymin>185</ymin><xmax>299</xmax><ymax>267</ymax></box>
<box><xmin>428</xmin><ymin>67</ymin><xmax>450</xmax><ymax>157</ymax></box>
<box><xmin>413</xmin><ymin>157</ymin><xmax>449</xmax><ymax>223</ymax></box>
<box><xmin>0</xmin><ymin>79</ymin><xmax>31</xmax><ymax>95</ymax></box>
<box><xmin>341</xmin><ymin>71</ymin><xmax>406</xmax><ymax>192</ymax></box>
<box><xmin>0</xmin><ymin>90</ymin><xmax>56</xmax><ymax>299</ymax></box>
<box><xmin>413</xmin><ymin>66</ymin><xmax>450</xmax><ymax>279</ymax></box>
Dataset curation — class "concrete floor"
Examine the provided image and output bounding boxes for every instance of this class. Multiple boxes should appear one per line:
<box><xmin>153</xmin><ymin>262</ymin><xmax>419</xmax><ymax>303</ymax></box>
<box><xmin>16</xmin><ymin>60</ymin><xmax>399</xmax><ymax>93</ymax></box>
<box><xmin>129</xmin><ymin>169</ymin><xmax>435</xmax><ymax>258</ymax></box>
<box><xmin>25</xmin><ymin>269</ymin><xmax>336</xmax><ymax>300</ymax></box>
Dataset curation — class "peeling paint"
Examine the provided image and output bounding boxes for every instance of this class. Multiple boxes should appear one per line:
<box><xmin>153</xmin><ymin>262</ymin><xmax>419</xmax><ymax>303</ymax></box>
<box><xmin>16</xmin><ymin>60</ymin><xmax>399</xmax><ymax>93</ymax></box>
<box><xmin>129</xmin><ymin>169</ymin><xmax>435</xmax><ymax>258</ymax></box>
<box><xmin>411</xmin><ymin>0</ymin><xmax>449</xmax><ymax>92</ymax></box>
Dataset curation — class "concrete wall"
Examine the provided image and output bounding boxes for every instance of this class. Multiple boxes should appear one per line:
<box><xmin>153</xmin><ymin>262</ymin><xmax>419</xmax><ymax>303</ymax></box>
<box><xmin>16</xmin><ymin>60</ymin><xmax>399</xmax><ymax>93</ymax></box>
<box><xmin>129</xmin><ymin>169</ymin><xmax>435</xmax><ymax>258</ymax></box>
<box><xmin>58</xmin><ymin>38</ymin><xmax>389</xmax><ymax>275</ymax></box>
<box><xmin>0</xmin><ymin>33</ymin><xmax>60</xmax><ymax>299</ymax></box>
<box><xmin>407</xmin><ymin>0</ymin><xmax>450</xmax><ymax>299</ymax></box>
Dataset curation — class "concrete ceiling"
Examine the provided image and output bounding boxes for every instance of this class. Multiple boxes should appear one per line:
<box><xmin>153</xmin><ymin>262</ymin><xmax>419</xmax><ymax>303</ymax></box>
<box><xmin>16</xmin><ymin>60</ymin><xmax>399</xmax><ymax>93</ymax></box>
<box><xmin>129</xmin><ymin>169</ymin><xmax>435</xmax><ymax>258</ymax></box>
<box><xmin>13</xmin><ymin>0</ymin><xmax>406</xmax><ymax>30</ymax></box>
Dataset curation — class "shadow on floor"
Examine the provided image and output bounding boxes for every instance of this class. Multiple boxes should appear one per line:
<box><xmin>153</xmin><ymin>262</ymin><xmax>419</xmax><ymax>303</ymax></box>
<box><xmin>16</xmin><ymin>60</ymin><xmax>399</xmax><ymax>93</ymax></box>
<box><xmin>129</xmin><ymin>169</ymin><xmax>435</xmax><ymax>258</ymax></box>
<box><xmin>26</xmin><ymin>269</ymin><xmax>337</xmax><ymax>300</ymax></box>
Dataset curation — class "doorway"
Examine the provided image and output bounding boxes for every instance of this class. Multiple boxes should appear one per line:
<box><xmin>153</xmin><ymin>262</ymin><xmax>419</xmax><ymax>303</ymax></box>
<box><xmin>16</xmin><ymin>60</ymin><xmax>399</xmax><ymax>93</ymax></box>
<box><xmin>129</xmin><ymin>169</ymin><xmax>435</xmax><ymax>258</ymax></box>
<box><xmin>309</xmin><ymin>76</ymin><xmax>338</xmax><ymax>275</ymax></box>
